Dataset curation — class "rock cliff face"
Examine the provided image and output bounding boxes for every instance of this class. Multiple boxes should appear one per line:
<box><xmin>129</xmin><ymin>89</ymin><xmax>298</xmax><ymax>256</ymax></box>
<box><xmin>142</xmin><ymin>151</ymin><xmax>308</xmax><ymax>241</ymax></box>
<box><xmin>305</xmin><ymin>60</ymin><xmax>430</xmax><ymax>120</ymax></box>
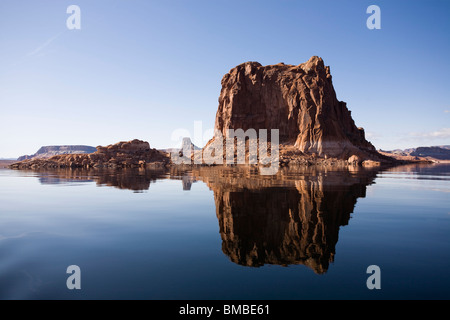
<box><xmin>211</xmin><ymin>56</ymin><xmax>379</xmax><ymax>160</ymax></box>
<box><xmin>17</xmin><ymin>145</ymin><xmax>97</xmax><ymax>161</ymax></box>
<box><xmin>10</xmin><ymin>139</ymin><xmax>170</xmax><ymax>169</ymax></box>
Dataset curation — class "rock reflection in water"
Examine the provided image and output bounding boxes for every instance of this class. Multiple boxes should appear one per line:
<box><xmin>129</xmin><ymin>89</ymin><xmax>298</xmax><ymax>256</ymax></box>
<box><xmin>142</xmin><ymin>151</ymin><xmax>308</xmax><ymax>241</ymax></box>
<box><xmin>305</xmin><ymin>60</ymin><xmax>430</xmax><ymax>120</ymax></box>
<box><xmin>32</xmin><ymin>165</ymin><xmax>379</xmax><ymax>273</ymax></box>
<box><xmin>188</xmin><ymin>166</ymin><xmax>378</xmax><ymax>274</ymax></box>
<box><xmin>32</xmin><ymin>168</ymin><xmax>168</xmax><ymax>192</ymax></box>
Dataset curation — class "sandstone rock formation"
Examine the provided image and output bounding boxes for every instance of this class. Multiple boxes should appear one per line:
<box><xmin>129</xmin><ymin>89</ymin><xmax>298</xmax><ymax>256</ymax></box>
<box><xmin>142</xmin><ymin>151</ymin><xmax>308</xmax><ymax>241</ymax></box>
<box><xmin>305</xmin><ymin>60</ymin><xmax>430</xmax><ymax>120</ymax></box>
<box><xmin>17</xmin><ymin>145</ymin><xmax>97</xmax><ymax>161</ymax></box>
<box><xmin>205</xmin><ymin>56</ymin><xmax>386</xmax><ymax>164</ymax></box>
<box><xmin>10</xmin><ymin>139</ymin><xmax>170</xmax><ymax>170</ymax></box>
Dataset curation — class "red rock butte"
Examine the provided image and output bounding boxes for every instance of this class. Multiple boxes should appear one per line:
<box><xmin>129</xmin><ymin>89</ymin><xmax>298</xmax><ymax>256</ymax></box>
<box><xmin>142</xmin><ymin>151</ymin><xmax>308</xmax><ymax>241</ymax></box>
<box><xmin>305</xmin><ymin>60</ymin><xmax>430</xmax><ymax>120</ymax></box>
<box><xmin>211</xmin><ymin>56</ymin><xmax>382</xmax><ymax>162</ymax></box>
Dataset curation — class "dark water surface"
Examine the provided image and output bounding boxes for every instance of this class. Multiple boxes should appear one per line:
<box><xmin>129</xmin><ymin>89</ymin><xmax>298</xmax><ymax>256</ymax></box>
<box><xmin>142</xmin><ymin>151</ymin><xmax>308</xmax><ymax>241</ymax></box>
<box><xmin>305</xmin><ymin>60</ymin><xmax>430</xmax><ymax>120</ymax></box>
<box><xmin>0</xmin><ymin>164</ymin><xmax>449</xmax><ymax>299</ymax></box>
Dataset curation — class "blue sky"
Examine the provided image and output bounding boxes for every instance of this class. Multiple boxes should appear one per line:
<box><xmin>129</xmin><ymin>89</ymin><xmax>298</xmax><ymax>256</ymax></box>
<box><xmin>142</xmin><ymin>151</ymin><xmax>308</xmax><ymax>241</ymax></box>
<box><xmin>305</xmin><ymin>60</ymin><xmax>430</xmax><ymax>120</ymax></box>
<box><xmin>0</xmin><ymin>0</ymin><xmax>449</xmax><ymax>158</ymax></box>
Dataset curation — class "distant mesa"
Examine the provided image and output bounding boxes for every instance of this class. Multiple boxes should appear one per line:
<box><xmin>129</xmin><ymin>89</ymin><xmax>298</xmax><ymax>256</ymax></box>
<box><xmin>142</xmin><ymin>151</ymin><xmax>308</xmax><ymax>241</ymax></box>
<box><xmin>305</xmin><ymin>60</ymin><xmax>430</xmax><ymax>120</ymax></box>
<box><xmin>410</xmin><ymin>147</ymin><xmax>450</xmax><ymax>160</ymax></box>
<box><xmin>17</xmin><ymin>145</ymin><xmax>97</xmax><ymax>161</ymax></box>
<box><xmin>379</xmin><ymin>145</ymin><xmax>450</xmax><ymax>162</ymax></box>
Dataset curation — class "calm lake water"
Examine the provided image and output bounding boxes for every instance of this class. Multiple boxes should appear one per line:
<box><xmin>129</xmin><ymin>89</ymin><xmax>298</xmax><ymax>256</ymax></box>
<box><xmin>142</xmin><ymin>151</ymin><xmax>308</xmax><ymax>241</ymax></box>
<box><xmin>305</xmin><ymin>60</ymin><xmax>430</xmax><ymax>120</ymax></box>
<box><xmin>0</xmin><ymin>164</ymin><xmax>449</xmax><ymax>300</ymax></box>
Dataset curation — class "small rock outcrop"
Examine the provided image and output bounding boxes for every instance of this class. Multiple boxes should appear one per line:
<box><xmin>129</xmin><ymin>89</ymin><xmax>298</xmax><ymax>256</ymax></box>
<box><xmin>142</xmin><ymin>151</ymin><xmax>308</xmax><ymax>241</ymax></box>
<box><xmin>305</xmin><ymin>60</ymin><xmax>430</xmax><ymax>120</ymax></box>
<box><xmin>10</xmin><ymin>139</ymin><xmax>170</xmax><ymax>169</ymax></box>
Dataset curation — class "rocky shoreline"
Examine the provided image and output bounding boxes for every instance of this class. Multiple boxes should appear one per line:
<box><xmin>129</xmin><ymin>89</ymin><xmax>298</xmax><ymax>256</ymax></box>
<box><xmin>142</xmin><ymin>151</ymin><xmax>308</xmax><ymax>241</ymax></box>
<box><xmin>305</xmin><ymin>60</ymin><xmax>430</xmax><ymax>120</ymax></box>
<box><xmin>9</xmin><ymin>138</ymin><xmax>422</xmax><ymax>171</ymax></box>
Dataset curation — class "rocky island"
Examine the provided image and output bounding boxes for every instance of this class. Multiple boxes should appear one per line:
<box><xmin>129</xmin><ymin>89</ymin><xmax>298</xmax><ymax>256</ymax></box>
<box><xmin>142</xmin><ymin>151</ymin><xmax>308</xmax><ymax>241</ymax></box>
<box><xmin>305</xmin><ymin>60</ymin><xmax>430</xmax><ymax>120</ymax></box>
<box><xmin>202</xmin><ymin>56</ymin><xmax>393</xmax><ymax>166</ymax></box>
<box><xmin>10</xmin><ymin>56</ymin><xmax>407</xmax><ymax>170</ymax></box>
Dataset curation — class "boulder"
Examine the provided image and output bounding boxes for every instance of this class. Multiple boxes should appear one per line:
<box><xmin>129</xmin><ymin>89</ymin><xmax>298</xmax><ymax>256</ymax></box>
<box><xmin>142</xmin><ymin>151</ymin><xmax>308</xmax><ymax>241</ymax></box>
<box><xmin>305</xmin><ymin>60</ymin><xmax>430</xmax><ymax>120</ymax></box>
<box><xmin>347</xmin><ymin>155</ymin><xmax>361</xmax><ymax>166</ymax></box>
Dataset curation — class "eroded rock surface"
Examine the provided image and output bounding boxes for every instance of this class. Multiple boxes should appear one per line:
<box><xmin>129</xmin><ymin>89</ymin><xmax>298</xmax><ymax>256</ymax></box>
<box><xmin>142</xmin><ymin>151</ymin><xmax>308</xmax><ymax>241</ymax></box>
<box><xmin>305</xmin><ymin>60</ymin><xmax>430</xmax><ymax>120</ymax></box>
<box><xmin>207</xmin><ymin>56</ymin><xmax>387</xmax><ymax>164</ymax></box>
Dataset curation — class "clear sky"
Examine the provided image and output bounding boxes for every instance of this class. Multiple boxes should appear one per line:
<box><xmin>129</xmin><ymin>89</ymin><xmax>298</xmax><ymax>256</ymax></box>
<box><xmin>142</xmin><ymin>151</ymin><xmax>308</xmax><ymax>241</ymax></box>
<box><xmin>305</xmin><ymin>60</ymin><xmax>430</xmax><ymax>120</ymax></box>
<box><xmin>0</xmin><ymin>0</ymin><xmax>449</xmax><ymax>158</ymax></box>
